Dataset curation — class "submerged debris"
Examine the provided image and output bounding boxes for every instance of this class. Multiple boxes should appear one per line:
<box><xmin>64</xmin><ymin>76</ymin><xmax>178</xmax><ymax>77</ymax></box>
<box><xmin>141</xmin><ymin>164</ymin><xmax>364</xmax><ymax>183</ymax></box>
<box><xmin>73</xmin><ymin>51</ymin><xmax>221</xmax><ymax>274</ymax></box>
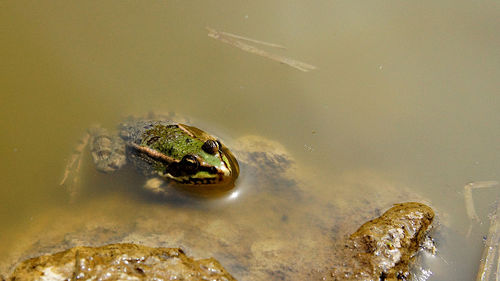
<box><xmin>476</xmin><ymin>199</ymin><xmax>500</xmax><ymax>281</ymax></box>
<box><xmin>207</xmin><ymin>27</ymin><xmax>317</xmax><ymax>72</ymax></box>
<box><xmin>464</xmin><ymin>181</ymin><xmax>499</xmax><ymax>222</ymax></box>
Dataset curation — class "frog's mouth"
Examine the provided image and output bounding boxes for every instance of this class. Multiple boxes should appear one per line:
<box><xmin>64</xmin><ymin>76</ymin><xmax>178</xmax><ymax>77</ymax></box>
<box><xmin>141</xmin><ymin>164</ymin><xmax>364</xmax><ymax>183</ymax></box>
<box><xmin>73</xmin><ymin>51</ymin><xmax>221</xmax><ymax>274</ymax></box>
<box><xmin>163</xmin><ymin>162</ymin><xmax>236</xmax><ymax>186</ymax></box>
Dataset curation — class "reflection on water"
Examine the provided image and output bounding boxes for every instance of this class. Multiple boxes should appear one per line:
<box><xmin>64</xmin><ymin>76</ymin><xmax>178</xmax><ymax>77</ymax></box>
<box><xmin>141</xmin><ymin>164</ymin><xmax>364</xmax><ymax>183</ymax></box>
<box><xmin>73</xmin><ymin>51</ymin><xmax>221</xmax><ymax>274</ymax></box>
<box><xmin>1</xmin><ymin>1</ymin><xmax>499</xmax><ymax>280</ymax></box>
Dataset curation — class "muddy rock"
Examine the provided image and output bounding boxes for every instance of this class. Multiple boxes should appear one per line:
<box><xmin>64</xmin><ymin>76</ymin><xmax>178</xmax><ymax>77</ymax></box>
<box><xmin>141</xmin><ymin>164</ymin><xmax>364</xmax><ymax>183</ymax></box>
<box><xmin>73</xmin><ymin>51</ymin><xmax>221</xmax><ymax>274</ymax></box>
<box><xmin>327</xmin><ymin>202</ymin><xmax>434</xmax><ymax>281</ymax></box>
<box><xmin>6</xmin><ymin>243</ymin><xmax>235</xmax><ymax>281</ymax></box>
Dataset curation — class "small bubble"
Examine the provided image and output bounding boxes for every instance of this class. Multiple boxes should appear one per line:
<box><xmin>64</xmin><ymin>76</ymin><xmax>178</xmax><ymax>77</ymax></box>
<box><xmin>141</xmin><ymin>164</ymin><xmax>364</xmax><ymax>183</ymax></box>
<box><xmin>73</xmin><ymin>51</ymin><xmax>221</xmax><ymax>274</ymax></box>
<box><xmin>244</xmin><ymin>15</ymin><xmax>249</xmax><ymax>19</ymax></box>
<box><xmin>378</xmin><ymin>65</ymin><xmax>383</xmax><ymax>70</ymax></box>
<box><xmin>13</xmin><ymin>148</ymin><xmax>18</xmax><ymax>152</ymax></box>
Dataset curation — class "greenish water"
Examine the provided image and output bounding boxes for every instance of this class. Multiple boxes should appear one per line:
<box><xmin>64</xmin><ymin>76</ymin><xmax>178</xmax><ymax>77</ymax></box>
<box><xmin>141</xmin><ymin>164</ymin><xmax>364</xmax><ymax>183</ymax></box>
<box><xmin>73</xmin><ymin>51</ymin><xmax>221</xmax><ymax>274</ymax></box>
<box><xmin>1</xmin><ymin>1</ymin><xmax>499</xmax><ymax>280</ymax></box>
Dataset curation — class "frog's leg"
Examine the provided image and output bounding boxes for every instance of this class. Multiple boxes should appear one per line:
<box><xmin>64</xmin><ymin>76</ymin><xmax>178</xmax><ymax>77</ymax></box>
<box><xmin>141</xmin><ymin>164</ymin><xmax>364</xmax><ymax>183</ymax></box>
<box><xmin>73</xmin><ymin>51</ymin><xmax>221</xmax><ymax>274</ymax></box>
<box><xmin>88</xmin><ymin>126</ymin><xmax>127</xmax><ymax>173</ymax></box>
<box><xmin>143</xmin><ymin>177</ymin><xmax>169</xmax><ymax>196</ymax></box>
<box><xmin>60</xmin><ymin>132</ymin><xmax>91</xmax><ymax>195</ymax></box>
<box><xmin>60</xmin><ymin>126</ymin><xmax>127</xmax><ymax>198</ymax></box>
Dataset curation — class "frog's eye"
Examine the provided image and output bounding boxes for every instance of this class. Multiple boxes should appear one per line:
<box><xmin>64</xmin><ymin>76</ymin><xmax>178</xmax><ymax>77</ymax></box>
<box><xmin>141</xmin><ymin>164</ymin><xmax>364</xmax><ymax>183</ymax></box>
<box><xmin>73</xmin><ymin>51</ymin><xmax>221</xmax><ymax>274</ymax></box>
<box><xmin>179</xmin><ymin>154</ymin><xmax>199</xmax><ymax>173</ymax></box>
<box><xmin>202</xmin><ymin>140</ymin><xmax>219</xmax><ymax>155</ymax></box>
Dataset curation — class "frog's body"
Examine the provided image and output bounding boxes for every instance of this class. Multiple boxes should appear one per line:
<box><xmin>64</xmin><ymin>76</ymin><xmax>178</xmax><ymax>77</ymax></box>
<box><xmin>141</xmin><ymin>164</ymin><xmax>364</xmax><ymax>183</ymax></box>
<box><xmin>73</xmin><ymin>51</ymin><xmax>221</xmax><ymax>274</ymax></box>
<box><xmin>61</xmin><ymin>115</ymin><xmax>239</xmax><ymax>196</ymax></box>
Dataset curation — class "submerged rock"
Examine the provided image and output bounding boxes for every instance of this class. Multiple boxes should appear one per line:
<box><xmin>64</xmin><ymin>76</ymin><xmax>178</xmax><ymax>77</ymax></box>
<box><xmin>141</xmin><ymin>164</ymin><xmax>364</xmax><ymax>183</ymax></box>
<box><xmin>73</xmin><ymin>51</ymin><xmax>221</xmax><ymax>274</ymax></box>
<box><xmin>3</xmin><ymin>202</ymin><xmax>434</xmax><ymax>281</ymax></box>
<box><xmin>327</xmin><ymin>202</ymin><xmax>435</xmax><ymax>281</ymax></box>
<box><xmin>1</xmin><ymin>155</ymin><xmax>435</xmax><ymax>281</ymax></box>
<box><xmin>6</xmin><ymin>243</ymin><xmax>236</xmax><ymax>281</ymax></box>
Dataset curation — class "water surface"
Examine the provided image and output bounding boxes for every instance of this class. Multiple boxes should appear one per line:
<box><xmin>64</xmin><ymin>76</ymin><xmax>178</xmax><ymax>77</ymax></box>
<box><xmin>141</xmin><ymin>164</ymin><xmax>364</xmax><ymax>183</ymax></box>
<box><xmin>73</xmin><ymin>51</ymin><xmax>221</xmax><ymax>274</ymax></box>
<box><xmin>1</xmin><ymin>1</ymin><xmax>499</xmax><ymax>280</ymax></box>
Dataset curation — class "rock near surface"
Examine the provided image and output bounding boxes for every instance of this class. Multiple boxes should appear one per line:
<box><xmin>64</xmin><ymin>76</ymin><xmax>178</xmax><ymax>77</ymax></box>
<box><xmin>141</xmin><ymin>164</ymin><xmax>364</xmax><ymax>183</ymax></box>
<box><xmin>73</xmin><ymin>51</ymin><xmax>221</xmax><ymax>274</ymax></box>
<box><xmin>5</xmin><ymin>243</ymin><xmax>236</xmax><ymax>281</ymax></box>
<box><xmin>326</xmin><ymin>202</ymin><xmax>435</xmax><ymax>281</ymax></box>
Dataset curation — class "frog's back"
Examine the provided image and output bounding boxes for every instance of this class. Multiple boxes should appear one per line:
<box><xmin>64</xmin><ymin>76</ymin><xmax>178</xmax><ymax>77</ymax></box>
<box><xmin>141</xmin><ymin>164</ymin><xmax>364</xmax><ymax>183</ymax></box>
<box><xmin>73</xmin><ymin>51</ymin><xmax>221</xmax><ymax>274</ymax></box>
<box><xmin>118</xmin><ymin>118</ymin><xmax>176</xmax><ymax>144</ymax></box>
<box><xmin>116</xmin><ymin>119</ymin><xmax>172</xmax><ymax>177</ymax></box>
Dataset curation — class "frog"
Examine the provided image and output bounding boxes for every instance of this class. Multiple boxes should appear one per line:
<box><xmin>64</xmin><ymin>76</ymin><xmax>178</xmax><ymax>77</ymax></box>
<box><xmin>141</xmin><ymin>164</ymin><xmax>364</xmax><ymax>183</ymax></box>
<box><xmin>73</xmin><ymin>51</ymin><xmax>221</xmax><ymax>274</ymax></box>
<box><xmin>60</xmin><ymin>113</ymin><xmax>240</xmax><ymax>197</ymax></box>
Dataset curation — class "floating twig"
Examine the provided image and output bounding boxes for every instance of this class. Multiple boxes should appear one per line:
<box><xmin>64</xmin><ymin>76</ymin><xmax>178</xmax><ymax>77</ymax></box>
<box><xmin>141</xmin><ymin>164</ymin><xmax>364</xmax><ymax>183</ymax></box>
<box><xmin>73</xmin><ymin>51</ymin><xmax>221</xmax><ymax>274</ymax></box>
<box><xmin>207</xmin><ymin>27</ymin><xmax>316</xmax><ymax>72</ymax></box>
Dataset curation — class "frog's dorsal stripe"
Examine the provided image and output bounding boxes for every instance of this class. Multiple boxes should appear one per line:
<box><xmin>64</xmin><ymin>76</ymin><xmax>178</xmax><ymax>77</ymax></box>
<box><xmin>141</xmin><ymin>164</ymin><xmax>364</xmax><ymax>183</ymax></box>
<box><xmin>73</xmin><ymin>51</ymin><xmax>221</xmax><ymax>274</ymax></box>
<box><xmin>177</xmin><ymin>124</ymin><xmax>195</xmax><ymax>137</ymax></box>
<box><xmin>130</xmin><ymin>142</ymin><xmax>226</xmax><ymax>172</ymax></box>
<box><xmin>130</xmin><ymin>143</ymin><xmax>178</xmax><ymax>164</ymax></box>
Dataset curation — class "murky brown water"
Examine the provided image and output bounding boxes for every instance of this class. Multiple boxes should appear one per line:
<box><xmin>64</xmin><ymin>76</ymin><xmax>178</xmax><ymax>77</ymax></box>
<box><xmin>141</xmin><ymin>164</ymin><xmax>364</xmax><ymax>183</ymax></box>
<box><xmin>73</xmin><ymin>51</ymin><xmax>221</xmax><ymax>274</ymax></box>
<box><xmin>1</xmin><ymin>1</ymin><xmax>499</xmax><ymax>280</ymax></box>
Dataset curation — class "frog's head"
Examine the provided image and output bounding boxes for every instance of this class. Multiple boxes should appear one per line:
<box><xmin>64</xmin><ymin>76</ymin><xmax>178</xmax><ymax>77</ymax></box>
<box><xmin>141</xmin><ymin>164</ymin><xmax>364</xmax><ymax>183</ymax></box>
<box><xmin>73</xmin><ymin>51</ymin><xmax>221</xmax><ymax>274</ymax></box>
<box><xmin>139</xmin><ymin>124</ymin><xmax>239</xmax><ymax>189</ymax></box>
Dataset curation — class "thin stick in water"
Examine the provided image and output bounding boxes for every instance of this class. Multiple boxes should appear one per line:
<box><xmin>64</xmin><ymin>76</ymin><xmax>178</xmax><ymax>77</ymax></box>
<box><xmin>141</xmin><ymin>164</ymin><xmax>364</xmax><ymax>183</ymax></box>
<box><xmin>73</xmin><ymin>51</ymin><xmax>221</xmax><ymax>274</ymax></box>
<box><xmin>465</xmin><ymin>181</ymin><xmax>499</xmax><ymax>222</ymax></box>
<box><xmin>218</xmin><ymin>30</ymin><xmax>287</xmax><ymax>49</ymax></box>
<box><xmin>207</xmin><ymin>27</ymin><xmax>317</xmax><ymax>72</ymax></box>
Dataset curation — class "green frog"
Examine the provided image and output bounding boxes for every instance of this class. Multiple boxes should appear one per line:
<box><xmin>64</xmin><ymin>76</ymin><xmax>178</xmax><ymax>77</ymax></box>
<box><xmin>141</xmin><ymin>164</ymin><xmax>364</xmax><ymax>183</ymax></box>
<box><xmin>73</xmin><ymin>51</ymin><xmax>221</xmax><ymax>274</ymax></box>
<box><xmin>60</xmin><ymin>113</ymin><xmax>240</xmax><ymax>196</ymax></box>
